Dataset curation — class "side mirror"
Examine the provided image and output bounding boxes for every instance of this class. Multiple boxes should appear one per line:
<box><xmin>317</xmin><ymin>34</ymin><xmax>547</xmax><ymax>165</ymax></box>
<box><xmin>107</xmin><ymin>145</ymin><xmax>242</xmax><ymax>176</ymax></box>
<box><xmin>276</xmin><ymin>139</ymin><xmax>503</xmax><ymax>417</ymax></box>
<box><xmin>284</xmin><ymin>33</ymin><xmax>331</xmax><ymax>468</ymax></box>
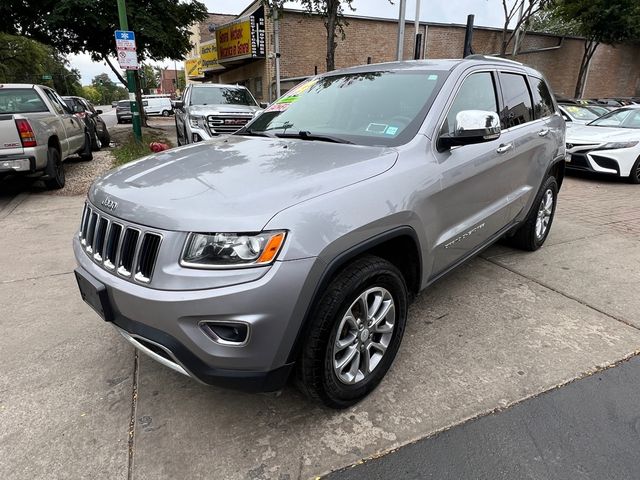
<box><xmin>438</xmin><ymin>110</ymin><xmax>501</xmax><ymax>150</ymax></box>
<box><xmin>96</xmin><ymin>109</ymin><xmax>103</xmax><ymax>115</ymax></box>
<box><xmin>260</xmin><ymin>102</ymin><xmax>269</xmax><ymax>109</ymax></box>
<box><xmin>173</xmin><ymin>100</ymin><xmax>184</xmax><ymax>109</ymax></box>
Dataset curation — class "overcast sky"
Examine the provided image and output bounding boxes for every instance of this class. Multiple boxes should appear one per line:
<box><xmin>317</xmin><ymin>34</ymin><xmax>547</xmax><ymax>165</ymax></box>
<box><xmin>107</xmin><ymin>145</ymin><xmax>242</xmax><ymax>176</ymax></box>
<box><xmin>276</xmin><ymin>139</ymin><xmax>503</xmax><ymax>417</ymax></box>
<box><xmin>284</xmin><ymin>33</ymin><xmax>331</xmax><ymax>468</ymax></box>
<box><xmin>70</xmin><ymin>0</ymin><xmax>508</xmax><ymax>84</ymax></box>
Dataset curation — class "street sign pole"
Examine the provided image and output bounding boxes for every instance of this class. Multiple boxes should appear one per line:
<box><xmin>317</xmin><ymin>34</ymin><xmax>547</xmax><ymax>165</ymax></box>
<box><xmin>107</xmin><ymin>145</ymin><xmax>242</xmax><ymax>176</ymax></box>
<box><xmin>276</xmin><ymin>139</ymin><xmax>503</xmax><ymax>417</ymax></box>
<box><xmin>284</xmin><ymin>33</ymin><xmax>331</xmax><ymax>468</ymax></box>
<box><xmin>116</xmin><ymin>0</ymin><xmax>142</xmax><ymax>142</ymax></box>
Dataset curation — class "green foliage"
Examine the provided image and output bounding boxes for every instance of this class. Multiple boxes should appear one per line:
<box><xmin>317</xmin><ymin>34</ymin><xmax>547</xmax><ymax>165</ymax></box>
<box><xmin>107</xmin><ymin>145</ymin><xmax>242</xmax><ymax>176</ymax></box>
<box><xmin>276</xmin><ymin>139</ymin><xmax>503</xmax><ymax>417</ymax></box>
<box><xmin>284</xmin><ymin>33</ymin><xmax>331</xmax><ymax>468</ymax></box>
<box><xmin>81</xmin><ymin>85</ymin><xmax>101</xmax><ymax>104</ymax></box>
<box><xmin>0</xmin><ymin>33</ymin><xmax>82</xmax><ymax>95</ymax></box>
<box><xmin>528</xmin><ymin>9</ymin><xmax>581</xmax><ymax>36</ymax></box>
<box><xmin>0</xmin><ymin>0</ymin><xmax>208</xmax><ymax>63</ymax></box>
<box><xmin>112</xmin><ymin>130</ymin><xmax>173</xmax><ymax>166</ymax></box>
<box><xmin>553</xmin><ymin>0</ymin><xmax>640</xmax><ymax>43</ymax></box>
<box><xmin>90</xmin><ymin>74</ymin><xmax>128</xmax><ymax>104</ymax></box>
<box><xmin>139</xmin><ymin>64</ymin><xmax>159</xmax><ymax>92</ymax></box>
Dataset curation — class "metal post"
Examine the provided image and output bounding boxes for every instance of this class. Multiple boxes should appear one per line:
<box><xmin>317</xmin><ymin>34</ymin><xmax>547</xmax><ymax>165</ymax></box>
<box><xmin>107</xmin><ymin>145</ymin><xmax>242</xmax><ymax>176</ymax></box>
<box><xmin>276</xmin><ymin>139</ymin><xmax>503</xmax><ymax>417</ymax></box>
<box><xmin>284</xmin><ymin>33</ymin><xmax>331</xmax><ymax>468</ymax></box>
<box><xmin>116</xmin><ymin>0</ymin><xmax>142</xmax><ymax>142</ymax></box>
<box><xmin>414</xmin><ymin>0</ymin><xmax>421</xmax><ymax>59</ymax></box>
<box><xmin>273</xmin><ymin>7</ymin><xmax>281</xmax><ymax>98</ymax></box>
<box><xmin>463</xmin><ymin>14</ymin><xmax>475</xmax><ymax>58</ymax></box>
<box><xmin>396</xmin><ymin>0</ymin><xmax>407</xmax><ymax>61</ymax></box>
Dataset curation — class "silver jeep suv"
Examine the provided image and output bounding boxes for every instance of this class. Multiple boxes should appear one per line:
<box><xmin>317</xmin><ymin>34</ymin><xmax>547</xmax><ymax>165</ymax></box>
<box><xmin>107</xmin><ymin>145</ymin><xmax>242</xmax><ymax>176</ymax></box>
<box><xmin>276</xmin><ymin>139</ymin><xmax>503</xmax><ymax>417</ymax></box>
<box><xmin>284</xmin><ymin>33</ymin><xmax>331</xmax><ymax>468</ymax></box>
<box><xmin>74</xmin><ymin>57</ymin><xmax>565</xmax><ymax>408</ymax></box>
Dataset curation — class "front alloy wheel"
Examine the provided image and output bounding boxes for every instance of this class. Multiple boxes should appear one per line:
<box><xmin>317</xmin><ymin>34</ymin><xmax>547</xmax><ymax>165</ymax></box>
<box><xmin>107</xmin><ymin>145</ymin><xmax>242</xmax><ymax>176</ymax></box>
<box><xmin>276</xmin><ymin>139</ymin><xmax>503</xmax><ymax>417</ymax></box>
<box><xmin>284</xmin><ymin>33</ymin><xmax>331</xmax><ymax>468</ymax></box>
<box><xmin>296</xmin><ymin>255</ymin><xmax>408</xmax><ymax>408</ymax></box>
<box><xmin>333</xmin><ymin>287</ymin><xmax>395</xmax><ymax>385</ymax></box>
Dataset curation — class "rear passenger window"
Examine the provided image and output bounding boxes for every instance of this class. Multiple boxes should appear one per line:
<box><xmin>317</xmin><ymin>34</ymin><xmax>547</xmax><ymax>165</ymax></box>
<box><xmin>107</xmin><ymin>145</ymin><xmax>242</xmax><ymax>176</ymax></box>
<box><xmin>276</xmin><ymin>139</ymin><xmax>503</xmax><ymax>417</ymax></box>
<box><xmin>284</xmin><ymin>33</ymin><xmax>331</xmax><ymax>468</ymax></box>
<box><xmin>499</xmin><ymin>73</ymin><xmax>533</xmax><ymax>128</ymax></box>
<box><xmin>441</xmin><ymin>72</ymin><xmax>498</xmax><ymax>136</ymax></box>
<box><xmin>530</xmin><ymin>76</ymin><xmax>555</xmax><ymax>119</ymax></box>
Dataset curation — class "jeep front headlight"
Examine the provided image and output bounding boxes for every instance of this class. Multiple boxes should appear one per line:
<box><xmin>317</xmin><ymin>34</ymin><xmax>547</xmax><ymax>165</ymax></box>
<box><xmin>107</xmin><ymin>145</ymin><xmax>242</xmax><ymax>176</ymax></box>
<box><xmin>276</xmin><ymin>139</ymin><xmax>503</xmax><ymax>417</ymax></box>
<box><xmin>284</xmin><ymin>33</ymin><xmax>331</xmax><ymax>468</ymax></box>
<box><xmin>181</xmin><ymin>231</ymin><xmax>286</xmax><ymax>268</ymax></box>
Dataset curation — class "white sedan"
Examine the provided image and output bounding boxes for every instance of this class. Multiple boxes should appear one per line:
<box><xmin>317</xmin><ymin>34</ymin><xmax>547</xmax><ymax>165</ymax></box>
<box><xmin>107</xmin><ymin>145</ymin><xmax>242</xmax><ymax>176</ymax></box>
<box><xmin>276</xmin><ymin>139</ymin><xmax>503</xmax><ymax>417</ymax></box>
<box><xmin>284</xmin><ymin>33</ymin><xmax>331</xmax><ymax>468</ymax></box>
<box><xmin>565</xmin><ymin>106</ymin><xmax>640</xmax><ymax>184</ymax></box>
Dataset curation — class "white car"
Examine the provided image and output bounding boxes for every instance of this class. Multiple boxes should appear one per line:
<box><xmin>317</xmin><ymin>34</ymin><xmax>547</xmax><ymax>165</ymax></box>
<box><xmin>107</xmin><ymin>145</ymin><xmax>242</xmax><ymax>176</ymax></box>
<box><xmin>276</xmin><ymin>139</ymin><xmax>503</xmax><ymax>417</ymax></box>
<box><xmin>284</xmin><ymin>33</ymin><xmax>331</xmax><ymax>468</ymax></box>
<box><xmin>565</xmin><ymin>106</ymin><xmax>640</xmax><ymax>183</ymax></box>
<box><xmin>559</xmin><ymin>104</ymin><xmax>602</xmax><ymax>126</ymax></box>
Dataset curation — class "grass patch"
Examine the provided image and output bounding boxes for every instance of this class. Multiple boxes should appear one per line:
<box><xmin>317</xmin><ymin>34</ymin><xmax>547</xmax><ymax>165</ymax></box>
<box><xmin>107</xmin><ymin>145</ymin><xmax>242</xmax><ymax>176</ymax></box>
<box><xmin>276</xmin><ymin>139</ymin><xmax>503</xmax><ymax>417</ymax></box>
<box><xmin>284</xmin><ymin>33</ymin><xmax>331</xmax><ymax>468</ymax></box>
<box><xmin>112</xmin><ymin>129</ymin><xmax>173</xmax><ymax>166</ymax></box>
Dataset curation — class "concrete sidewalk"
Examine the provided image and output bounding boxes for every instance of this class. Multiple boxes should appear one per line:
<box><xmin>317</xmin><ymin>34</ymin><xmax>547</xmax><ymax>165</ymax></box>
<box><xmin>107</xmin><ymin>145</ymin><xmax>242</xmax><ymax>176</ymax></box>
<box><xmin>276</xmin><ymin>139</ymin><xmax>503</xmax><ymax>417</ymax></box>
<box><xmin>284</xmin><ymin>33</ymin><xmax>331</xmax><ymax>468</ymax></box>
<box><xmin>1</xmin><ymin>176</ymin><xmax>639</xmax><ymax>479</ymax></box>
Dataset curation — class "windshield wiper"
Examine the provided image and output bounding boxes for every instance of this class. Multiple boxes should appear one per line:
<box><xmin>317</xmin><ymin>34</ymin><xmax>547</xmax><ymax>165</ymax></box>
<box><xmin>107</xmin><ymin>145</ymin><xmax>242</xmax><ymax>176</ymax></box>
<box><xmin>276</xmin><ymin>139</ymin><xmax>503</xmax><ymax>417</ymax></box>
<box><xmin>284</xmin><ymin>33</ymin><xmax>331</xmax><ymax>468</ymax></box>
<box><xmin>236</xmin><ymin>128</ymin><xmax>277</xmax><ymax>138</ymax></box>
<box><xmin>276</xmin><ymin>130</ymin><xmax>353</xmax><ymax>144</ymax></box>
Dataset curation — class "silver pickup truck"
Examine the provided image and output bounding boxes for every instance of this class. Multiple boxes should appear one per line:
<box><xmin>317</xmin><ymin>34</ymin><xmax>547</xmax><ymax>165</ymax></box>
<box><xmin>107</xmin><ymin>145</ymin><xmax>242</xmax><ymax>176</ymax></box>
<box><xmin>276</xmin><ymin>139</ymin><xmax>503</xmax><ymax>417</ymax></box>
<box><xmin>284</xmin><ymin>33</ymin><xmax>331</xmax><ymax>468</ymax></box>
<box><xmin>0</xmin><ymin>84</ymin><xmax>92</xmax><ymax>189</ymax></box>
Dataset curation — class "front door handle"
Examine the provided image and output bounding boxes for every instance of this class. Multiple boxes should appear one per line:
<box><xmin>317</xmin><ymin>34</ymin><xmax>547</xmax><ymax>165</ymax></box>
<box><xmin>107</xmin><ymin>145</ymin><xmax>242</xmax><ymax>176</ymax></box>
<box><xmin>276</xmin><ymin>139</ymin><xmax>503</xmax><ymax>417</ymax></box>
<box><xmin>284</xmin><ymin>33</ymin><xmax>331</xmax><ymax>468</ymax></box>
<box><xmin>496</xmin><ymin>143</ymin><xmax>513</xmax><ymax>154</ymax></box>
<box><xmin>538</xmin><ymin>128</ymin><xmax>550</xmax><ymax>137</ymax></box>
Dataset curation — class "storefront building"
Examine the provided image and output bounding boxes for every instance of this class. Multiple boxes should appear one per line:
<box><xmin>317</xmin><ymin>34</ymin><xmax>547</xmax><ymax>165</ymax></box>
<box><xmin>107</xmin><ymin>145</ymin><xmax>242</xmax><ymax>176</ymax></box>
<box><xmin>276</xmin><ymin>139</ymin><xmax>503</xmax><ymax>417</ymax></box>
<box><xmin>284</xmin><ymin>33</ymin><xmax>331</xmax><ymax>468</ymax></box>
<box><xmin>184</xmin><ymin>1</ymin><xmax>640</xmax><ymax>102</ymax></box>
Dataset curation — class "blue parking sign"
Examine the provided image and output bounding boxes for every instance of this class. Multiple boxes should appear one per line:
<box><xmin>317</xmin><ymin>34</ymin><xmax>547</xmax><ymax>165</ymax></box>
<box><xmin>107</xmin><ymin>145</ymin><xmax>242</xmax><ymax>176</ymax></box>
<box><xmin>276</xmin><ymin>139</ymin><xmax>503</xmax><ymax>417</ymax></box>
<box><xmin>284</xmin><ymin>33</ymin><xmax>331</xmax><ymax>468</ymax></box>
<box><xmin>115</xmin><ymin>30</ymin><xmax>135</xmax><ymax>41</ymax></box>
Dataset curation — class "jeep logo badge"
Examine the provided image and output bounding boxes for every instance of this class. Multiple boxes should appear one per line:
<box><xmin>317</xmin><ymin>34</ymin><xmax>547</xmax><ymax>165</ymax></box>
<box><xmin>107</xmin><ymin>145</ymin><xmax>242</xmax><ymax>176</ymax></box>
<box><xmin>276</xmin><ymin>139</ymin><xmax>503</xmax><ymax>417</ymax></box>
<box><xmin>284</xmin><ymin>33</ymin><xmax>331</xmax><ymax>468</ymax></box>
<box><xmin>101</xmin><ymin>197</ymin><xmax>118</xmax><ymax>212</ymax></box>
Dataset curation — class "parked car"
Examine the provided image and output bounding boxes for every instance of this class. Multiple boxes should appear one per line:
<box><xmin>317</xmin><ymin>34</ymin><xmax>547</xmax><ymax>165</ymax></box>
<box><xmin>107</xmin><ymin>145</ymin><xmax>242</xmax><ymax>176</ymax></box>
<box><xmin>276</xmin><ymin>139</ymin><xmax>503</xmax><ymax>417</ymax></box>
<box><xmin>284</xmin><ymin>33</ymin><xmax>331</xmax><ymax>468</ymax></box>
<box><xmin>74</xmin><ymin>57</ymin><xmax>565</xmax><ymax>407</ymax></box>
<box><xmin>142</xmin><ymin>95</ymin><xmax>173</xmax><ymax>116</ymax></box>
<box><xmin>0</xmin><ymin>84</ymin><xmax>91</xmax><ymax>189</ymax></box>
<box><xmin>111</xmin><ymin>101</ymin><xmax>118</xmax><ymax>108</ymax></box>
<box><xmin>566</xmin><ymin>105</ymin><xmax>640</xmax><ymax>183</ymax></box>
<box><xmin>559</xmin><ymin>104</ymin><xmax>601</xmax><ymax>125</ymax></box>
<box><xmin>174</xmin><ymin>83</ymin><xmax>264</xmax><ymax>145</ymax></box>
<box><xmin>63</xmin><ymin>95</ymin><xmax>110</xmax><ymax>149</ymax></box>
<box><xmin>116</xmin><ymin>100</ymin><xmax>132</xmax><ymax>123</ymax></box>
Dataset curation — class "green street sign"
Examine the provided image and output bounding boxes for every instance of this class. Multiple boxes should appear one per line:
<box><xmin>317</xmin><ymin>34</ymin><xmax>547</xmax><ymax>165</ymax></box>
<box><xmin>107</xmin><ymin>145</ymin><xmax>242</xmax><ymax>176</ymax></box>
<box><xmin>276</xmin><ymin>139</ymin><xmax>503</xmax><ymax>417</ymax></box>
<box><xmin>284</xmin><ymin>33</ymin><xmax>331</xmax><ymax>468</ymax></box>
<box><xmin>42</xmin><ymin>74</ymin><xmax>52</xmax><ymax>80</ymax></box>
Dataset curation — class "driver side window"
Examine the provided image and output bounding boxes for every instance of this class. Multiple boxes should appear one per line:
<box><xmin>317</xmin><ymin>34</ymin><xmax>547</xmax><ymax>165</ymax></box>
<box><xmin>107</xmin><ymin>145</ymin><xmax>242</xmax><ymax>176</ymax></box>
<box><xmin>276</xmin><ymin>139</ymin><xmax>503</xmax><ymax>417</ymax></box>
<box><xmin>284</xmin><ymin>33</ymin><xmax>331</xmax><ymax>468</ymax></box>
<box><xmin>442</xmin><ymin>72</ymin><xmax>498</xmax><ymax>136</ymax></box>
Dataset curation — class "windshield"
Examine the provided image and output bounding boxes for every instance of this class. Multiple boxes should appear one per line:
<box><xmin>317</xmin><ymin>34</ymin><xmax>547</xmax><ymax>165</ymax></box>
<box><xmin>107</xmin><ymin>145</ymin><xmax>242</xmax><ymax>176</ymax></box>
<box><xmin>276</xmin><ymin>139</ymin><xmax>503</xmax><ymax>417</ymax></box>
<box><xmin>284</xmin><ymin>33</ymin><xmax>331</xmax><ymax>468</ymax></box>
<box><xmin>0</xmin><ymin>88</ymin><xmax>48</xmax><ymax>114</ymax></box>
<box><xmin>190</xmin><ymin>87</ymin><xmax>257</xmax><ymax>106</ymax></box>
<box><xmin>117</xmin><ymin>101</ymin><xmax>130</xmax><ymax>109</ymax></box>
<box><xmin>587</xmin><ymin>108</ymin><xmax>640</xmax><ymax>128</ymax></box>
<box><xmin>242</xmin><ymin>70</ymin><xmax>447</xmax><ymax>147</ymax></box>
<box><xmin>562</xmin><ymin>105</ymin><xmax>599</xmax><ymax>121</ymax></box>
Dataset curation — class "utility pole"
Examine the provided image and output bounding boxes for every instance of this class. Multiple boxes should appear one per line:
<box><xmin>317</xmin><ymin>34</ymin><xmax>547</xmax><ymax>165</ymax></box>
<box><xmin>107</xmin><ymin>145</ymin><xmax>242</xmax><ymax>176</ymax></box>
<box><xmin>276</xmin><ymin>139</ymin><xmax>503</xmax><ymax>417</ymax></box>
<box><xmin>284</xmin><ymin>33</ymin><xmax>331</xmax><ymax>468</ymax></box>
<box><xmin>116</xmin><ymin>0</ymin><xmax>142</xmax><ymax>142</ymax></box>
<box><xmin>273</xmin><ymin>6</ymin><xmax>281</xmax><ymax>99</ymax></box>
<box><xmin>512</xmin><ymin>0</ymin><xmax>525</xmax><ymax>56</ymax></box>
<box><xmin>396</xmin><ymin>0</ymin><xmax>407</xmax><ymax>61</ymax></box>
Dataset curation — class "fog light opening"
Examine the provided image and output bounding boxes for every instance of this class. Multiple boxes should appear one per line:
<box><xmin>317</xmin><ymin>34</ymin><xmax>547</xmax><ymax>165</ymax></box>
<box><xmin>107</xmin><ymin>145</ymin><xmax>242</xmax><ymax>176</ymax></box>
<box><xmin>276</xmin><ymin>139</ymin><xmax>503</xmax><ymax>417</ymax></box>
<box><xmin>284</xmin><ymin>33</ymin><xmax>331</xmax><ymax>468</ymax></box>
<box><xmin>201</xmin><ymin>322</ymin><xmax>249</xmax><ymax>346</ymax></box>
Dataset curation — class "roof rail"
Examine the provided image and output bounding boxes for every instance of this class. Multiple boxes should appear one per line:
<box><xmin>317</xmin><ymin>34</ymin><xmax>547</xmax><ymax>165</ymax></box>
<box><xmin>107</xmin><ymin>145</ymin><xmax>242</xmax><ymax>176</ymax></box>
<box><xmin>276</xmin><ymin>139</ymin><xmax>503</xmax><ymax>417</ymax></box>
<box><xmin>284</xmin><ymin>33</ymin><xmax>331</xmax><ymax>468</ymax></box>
<box><xmin>465</xmin><ymin>54</ymin><xmax>523</xmax><ymax>66</ymax></box>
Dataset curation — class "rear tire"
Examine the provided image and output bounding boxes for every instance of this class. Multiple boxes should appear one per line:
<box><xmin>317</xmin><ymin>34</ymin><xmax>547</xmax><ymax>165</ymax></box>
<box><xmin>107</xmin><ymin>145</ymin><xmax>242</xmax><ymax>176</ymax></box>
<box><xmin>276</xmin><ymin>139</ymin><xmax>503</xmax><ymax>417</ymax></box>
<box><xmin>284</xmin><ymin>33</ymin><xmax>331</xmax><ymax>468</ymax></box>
<box><xmin>161</xmin><ymin>110</ymin><xmax>170</xmax><ymax>117</ymax></box>
<box><xmin>508</xmin><ymin>176</ymin><xmax>558</xmax><ymax>251</ymax></box>
<box><xmin>628</xmin><ymin>157</ymin><xmax>640</xmax><ymax>184</ymax></box>
<box><xmin>44</xmin><ymin>147</ymin><xmax>65</xmax><ymax>190</ymax></box>
<box><xmin>90</xmin><ymin>128</ymin><xmax>101</xmax><ymax>151</ymax></box>
<box><xmin>99</xmin><ymin>130</ymin><xmax>111</xmax><ymax>148</ymax></box>
<box><xmin>79</xmin><ymin>131</ymin><xmax>93</xmax><ymax>161</ymax></box>
<box><xmin>296</xmin><ymin>255</ymin><xmax>408</xmax><ymax>408</ymax></box>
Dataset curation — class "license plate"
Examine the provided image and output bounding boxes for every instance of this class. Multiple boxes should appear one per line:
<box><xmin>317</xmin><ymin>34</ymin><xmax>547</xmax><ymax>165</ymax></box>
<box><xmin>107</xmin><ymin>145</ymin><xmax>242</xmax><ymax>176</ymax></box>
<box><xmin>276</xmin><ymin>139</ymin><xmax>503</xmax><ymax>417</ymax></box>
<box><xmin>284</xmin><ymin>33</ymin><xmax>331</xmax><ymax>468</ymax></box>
<box><xmin>75</xmin><ymin>268</ymin><xmax>114</xmax><ymax>322</ymax></box>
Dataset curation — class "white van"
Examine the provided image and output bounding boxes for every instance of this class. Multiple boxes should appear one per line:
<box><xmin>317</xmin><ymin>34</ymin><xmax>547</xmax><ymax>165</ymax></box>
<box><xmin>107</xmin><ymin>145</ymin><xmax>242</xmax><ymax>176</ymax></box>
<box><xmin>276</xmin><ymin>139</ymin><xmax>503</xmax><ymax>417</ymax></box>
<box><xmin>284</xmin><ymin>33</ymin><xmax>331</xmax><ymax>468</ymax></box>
<box><xmin>142</xmin><ymin>95</ymin><xmax>173</xmax><ymax>116</ymax></box>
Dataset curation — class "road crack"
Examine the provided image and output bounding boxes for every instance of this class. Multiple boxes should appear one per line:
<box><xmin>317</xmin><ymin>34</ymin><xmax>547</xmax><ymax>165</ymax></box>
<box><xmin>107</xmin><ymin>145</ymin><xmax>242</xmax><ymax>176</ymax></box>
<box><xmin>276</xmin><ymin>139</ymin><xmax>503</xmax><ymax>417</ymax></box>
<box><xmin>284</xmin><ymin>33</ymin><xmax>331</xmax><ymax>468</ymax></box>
<box><xmin>128</xmin><ymin>351</ymin><xmax>140</xmax><ymax>480</ymax></box>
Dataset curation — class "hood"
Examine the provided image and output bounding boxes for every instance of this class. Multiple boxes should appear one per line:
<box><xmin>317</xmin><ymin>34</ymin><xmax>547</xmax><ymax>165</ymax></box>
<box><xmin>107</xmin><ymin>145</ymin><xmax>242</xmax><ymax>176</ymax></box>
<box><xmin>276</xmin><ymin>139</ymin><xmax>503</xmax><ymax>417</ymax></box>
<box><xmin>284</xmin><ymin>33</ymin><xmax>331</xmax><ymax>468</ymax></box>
<box><xmin>186</xmin><ymin>104</ymin><xmax>260</xmax><ymax>116</ymax></box>
<box><xmin>566</xmin><ymin>125</ymin><xmax>639</xmax><ymax>143</ymax></box>
<box><xmin>89</xmin><ymin>136</ymin><xmax>398</xmax><ymax>232</ymax></box>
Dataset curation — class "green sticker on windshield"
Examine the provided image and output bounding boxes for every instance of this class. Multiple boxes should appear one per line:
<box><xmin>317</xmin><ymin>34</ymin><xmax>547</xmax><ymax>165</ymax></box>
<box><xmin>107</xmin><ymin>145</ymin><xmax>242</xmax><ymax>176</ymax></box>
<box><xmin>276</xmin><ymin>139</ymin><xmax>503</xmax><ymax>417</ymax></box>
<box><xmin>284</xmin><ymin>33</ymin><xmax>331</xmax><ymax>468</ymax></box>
<box><xmin>385</xmin><ymin>126</ymin><xmax>399</xmax><ymax>135</ymax></box>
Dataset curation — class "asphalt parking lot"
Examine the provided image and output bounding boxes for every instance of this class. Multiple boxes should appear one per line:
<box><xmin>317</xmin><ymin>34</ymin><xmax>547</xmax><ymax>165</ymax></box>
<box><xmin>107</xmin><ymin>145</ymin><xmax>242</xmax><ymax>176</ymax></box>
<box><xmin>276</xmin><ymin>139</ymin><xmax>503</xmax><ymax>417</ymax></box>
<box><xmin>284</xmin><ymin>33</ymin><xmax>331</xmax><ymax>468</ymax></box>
<box><xmin>1</xmin><ymin>172</ymin><xmax>639</xmax><ymax>479</ymax></box>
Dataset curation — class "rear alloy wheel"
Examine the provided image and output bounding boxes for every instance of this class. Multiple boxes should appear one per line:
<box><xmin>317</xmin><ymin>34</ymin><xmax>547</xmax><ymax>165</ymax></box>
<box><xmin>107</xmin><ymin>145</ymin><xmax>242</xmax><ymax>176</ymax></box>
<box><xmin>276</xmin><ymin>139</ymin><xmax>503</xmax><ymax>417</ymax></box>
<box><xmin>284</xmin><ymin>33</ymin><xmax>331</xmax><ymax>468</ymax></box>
<box><xmin>628</xmin><ymin>157</ymin><xmax>640</xmax><ymax>184</ymax></box>
<box><xmin>296</xmin><ymin>255</ymin><xmax>408</xmax><ymax>408</ymax></box>
<box><xmin>508</xmin><ymin>176</ymin><xmax>558</xmax><ymax>251</ymax></box>
<box><xmin>161</xmin><ymin>110</ymin><xmax>170</xmax><ymax>117</ymax></box>
<box><xmin>44</xmin><ymin>147</ymin><xmax>65</xmax><ymax>190</ymax></box>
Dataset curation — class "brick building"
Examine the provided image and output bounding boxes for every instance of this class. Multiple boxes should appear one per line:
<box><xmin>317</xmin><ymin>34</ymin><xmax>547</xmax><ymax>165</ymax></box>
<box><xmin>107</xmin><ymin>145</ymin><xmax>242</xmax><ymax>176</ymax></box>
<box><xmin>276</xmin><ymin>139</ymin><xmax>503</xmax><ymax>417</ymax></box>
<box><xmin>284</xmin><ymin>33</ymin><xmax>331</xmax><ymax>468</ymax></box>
<box><xmin>185</xmin><ymin>1</ymin><xmax>640</xmax><ymax>102</ymax></box>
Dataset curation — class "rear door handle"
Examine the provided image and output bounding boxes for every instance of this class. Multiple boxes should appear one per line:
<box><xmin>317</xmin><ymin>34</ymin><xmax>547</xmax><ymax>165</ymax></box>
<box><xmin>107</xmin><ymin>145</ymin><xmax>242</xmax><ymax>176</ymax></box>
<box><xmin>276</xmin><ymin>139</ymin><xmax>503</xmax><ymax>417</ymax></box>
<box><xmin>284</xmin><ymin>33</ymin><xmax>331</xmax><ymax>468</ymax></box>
<box><xmin>496</xmin><ymin>143</ymin><xmax>513</xmax><ymax>154</ymax></box>
<box><xmin>538</xmin><ymin>128</ymin><xmax>550</xmax><ymax>137</ymax></box>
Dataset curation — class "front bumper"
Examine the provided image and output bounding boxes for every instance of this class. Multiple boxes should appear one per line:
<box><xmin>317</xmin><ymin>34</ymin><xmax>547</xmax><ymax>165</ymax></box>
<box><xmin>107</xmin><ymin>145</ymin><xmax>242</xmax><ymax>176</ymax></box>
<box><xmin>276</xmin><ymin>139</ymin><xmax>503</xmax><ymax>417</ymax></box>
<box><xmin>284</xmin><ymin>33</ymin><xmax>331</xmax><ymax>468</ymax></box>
<box><xmin>74</xmin><ymin>237</ymin><xmax>318</xmax><ymax>392</ymax></box>
<box><xmin>566</xmin><ymin>145</ymin><xmax>639</xmax><ymax>177</ymax></box>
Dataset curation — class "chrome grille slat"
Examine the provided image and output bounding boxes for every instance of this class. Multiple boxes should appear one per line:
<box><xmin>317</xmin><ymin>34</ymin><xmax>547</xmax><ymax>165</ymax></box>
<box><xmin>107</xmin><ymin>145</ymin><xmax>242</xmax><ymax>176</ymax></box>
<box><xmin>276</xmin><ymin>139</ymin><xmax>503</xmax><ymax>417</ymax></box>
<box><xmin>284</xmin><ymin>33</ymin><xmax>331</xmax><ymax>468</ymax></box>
<box><xmin>78</xmin><ymin>202</ymin><xmax>162</xmax><ymax>284</ymax></box>
<box><xmin>206</xmin><ymin>115</ymin><xmax>252</xmax><ymax>134</ymax></box>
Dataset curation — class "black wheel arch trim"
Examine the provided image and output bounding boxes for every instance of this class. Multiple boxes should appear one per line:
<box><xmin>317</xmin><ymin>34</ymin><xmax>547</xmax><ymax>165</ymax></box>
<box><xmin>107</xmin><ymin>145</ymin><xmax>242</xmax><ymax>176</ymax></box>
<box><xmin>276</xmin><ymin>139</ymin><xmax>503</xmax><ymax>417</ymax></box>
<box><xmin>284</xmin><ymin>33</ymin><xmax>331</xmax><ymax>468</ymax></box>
<box><xmin>285</xmin><ymin>225</ymin><xmax>422</xmax><ymax>364</ymax></box>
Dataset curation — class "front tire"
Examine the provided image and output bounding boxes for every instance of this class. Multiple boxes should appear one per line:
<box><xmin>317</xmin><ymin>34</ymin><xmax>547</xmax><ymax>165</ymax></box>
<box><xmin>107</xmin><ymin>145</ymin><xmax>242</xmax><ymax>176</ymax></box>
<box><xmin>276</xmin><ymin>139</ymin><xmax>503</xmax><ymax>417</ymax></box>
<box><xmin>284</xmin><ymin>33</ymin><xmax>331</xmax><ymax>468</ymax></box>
<box><xmin>508</xmin><ymin>176</ymin><xmax>558</xmax><ymax>251</ymax></box>
<box><xmin>296</xmin><ymin>255</ymin><xmax>408</xmax><ymax>408</ymax></box>
<box><xmin>628</xmin><ymin>156</ymin><xmax>640</xmax><ymax>184</ymax></box>
<box><xmin>43</xmin><ymin>147</ymin><xmax>65</xmax><ymax>190</ymax></box>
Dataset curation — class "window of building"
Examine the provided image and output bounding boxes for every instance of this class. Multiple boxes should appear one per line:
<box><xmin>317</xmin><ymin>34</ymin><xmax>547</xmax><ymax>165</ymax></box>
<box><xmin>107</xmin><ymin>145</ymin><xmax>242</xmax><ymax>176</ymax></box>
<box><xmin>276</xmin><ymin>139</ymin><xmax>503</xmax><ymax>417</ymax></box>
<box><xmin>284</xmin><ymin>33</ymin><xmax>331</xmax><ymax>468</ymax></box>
<box><xmin>441</xmin><ymin>72</ymin><xmax>498</xmax><ymax>136</ymax></box>
<box><xmin>499</xmin><ymin>72</ymin><xmax>534</xmax><ymax>128</ymax></box>
<box><xmin>254</xmin><ymin>77</ymin><xmax>263</xmax><ymax>99</ymax></box>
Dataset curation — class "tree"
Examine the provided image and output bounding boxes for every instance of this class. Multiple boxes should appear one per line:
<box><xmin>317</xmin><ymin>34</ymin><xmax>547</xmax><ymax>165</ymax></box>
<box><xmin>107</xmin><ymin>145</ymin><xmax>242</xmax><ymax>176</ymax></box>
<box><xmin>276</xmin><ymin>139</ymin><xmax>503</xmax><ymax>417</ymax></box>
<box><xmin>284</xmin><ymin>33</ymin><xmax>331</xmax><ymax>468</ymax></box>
<box><xmin>91</xmin><ymin>74</ymin><xmax>128</xmax><ymax>105</ymax></box>
<box><xmin>140</xmin><ymin>64</ymin><xmax>160</xmax><ymax>93</ymax></box>
<box><xmin>500</xmin><ymin>0</ymin><xmax>554</xmax><ymax>56</ymax></box>
<box><xmin>551</xmin><ymin>0</ymin><xmax>640</xmax><ymax>97</ymax></box>
<box><xmin>0</xmin><ymin>33</ymin><xmax>81</xmax><ymax>95</ymax></box>
<box><xmin>81</xmin><ymin>85</ymin><xmax>101</xmax><ymax>104</ymax></box>
<box><xmin>1</xmin><ymin>0</ymin><xmax>207</xmax><ymax>124</ymax></box>
<box><xmin>264</xmin><ymin>0</ymin><xmax>358</xmax><ymax>72</ymax></box>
